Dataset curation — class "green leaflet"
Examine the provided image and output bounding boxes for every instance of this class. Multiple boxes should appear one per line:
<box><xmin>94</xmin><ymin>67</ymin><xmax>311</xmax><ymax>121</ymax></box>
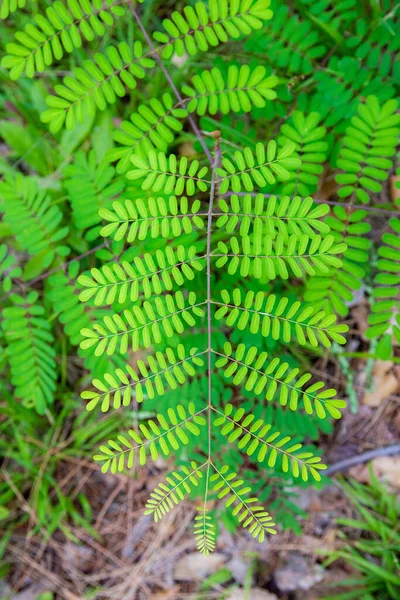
<box><xmin>81</xmin><ymin>345</ymin><xmax>205</xmax><ymax>412</ymax></box>
<box><xmin>80</xmin><ymin>291</ymin><xmax>206</xmax><ymax>356</ymax></box>
<box><xmin>210</xmin><ymin>465</ymin><xmax>277</xmax><ymax>541</ymax></box>
<box><xmin>213</xmin><ymin>404</ymin><xmax>327</xmax><ymax>481</ymax></box>
<box><xmin>182</xmin><ymin>64</ymin><xmax>278</xmax><ymax>115</ymax></box>
<box><xmin>0</xmin><ymin>244</ymin><xmax>21</xmax><ymax>292</ymax></box>
<box><xmin>245</xmin><ymin>5</ymin><xmax>326</xmax><ymax>75</ymax></box>
<box><xmin>0</xmin><ymin>0</ymin><xmax>27</xmax><ymax>20</ymax></box>
<box><xmin>1</xmin><ymin>291</ymin><xmax>57</xmax><ymax>414</ymax></box>
<box><xmin>214</xmin><ymin>342</ymin><xmax>346</xmax><ymax>419</ymax></box>
<box><xmin>93</xmin><ymin>402</ymin><xmax>207</xmax><ymax>473</ymax></box>
<box><xmin>214</xmin><ymin>233</ymin><xmax>346</xmax><ymax>279</ymax></box>
<box><xmin>41</xmin><ymin>42</ymin><xmax>155</xmax><ymax>132</ymax></box>
<box><xmin>63</xmin><ymin>150</ymin><xmax>125</xmax><ymax>235</ymax></box>
<box><xmin>366</xmin><ymin>217</ymin><xmax>400</xmax><ymax>359</ymax></box>
<box><xmin>110</xmin><ymin>93</ymin><xmax>188</xmax><ymax>173</ymax></box>
<box><xmin>335</xmin><ymin>96</ymin><xmax>400</xmax><ymax>204</ymax></box>
<box><xmin>99</xmin><ymin>196</ymin><xmax>205</xmax><ymax>242</ymax></box>
<box><xmin>0</xmin><ymin>174</ymin><xmax>70</xmax><ymax>278</ymax></box>
<box><xmin>2</xmin><ymin>0</ymin><xmax>125</xmax><ymax>79</ymax></box>
<box><xmin>78</xmin><ymin>245</ymin><xmax>206</xmax><ymax>306</ymax></box>
<box><xmin>144</xmin><ymin>461</ymin><xmax>204</xmax><ymax>522</ymax></box>
<box><xmin>277</xmin><ymin>111</ymin><xmax>328</xmax><ymax>197</ymax></box>
<box><xmin>304</xmin><ymin>207</ymin><xmax>371</xmax><ymax>317</ymax></box>
<box><xmin>214</xmin><ymin>290</ymin><xmax>348</xmax><ymax>348</ymax></box>
<box><xmin>194</xmin><ymin>509</ymin><xmax>216</xmax><ymax>557</ymax></box>
<box><xmin>216</xmin><ymin>141</ymin><xmax>301</xmax><ymax>193</ymax></box>
<box><xmin>216</xmin><ymin>194</ymin><xmax>331</xmax><ymax>238</ymax></box>
<box><xmin>153</xmin><ymin>0</ymin><xmax>273</xmax><ymax>58</ymax></box>
<box><xmin>127</xmin><ymin>151</ymin><xmax>209</xmax><ymax>196</ymax></box>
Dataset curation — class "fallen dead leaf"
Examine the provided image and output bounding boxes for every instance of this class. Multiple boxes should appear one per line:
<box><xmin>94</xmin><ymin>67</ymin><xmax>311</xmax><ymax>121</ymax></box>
<box><xmin>372</xmin><ymin>456</ymin><xmax>400</xmax><ymax>488</ymax></box>
<box><xmin>226</xmin><ymin>588</ymin><xmax>278</xmax><ymax>600</ymax></box>
<box><xmin>390</xmin><ymin>175</ymin><xmax>400</xmax><ymax>204</ymax></box>
<box><xmin>363</xmin><ymin>360</ymin><xmax>398</xmax><ymax>407</ymax></box>
<box><xmin>274</xmin><ymin>552</ymin><xmax>325</xmax><ymax>592</ymax></box>
<box><xmin>174</xmin><ymin>552</ymin><xmax>225</xmax><ymax>581</ymax></box>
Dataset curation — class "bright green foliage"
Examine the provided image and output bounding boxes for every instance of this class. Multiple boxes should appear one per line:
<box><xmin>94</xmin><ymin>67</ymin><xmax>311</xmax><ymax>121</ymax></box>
<box><xmin>81</xmin><ymin>345</ymin><xmax>205</xmax><ymax>411</ymax></box>
<box><xmin>245</xmin><ymin>5</ymin><xmax>326</xmax><ymax>74</ymax></box>
<box><xmin>110</xmin><ymin>93</ymin><xmax>188</xmax><ymax>172</ymax></box>
<box><xmin>0</xmin><ymin>175</ymin><xmax>69</xmax><ymax>277</ymax></box>
<box><xmin>215</xmin><ymin>342</ymin><xmax>345</xmax><ymax>419</ymax></box>
<box><xmin>216</xmin><ymin>141</ymin><xmax>300</xmax><ymax>193</ymax></box>
<box><xmin>153</xmin><ymin>0</ymin><xmax>273</xmax><ymax>58</ymax></box>
<box><xmin>0</xmin><ymin>0</ymin><xmax>27</xmax><ymax>20</ymax></box>
<box><xmin>63</xmin><ymin>150</ymin><xmax>125</xmax><ymax>235</ymax></box>
<box><xmin>278</xmin><ymin>111</ymin><xmax>328</xmax><ymax>197</ymax></box>
<box><xmin>78</xmin><ymin>246</ymin><xmax>205</xmax><ymax>306</ymax></box>
<box><xmin>2</xmin><ymin>292</ymin><xmax>57</xmax><ymax>414</ymax></box>
<box><xmin>99</xmin><ymin>196</ymin><xmax>204</xmax><ymax>242</ymax></box>
<box><xmin>213</xmin><ymin>403</ymin><xmax>327</xmax><ymax>481</ymax></box>
<box><xmin>80</xmin><ymin>291</ymin><xmax>205</xmax><ymax>355</ymax></box>
<box><xmin>128</xmin><ymin>151</ymin><xmax>209</xmax><ymax>196</ymax></box>
<box><xmin>297</xmin><ymin>0</ymin><xmax>360</xmax><ymax>31</ymax></box>
<box><xmin>0</xmin><ymin>244</ymin><xmax>21</xmax><ymax>292</ymax></box>
<box><xmin>41</xmin><ymin>42</ymin><xmax>155</xmax><ymax>132</ymax></box>
<box><xmin>210</xmin><ymin>465</ymin><xmax>276</xmax><ymax>541</ymax></box>
<box><xmin>304</xmin><ymin>207</ymin><xmax>371</xmax><ymax>317</ymax></box>
<box><xmin>144</xmin><ymin>461</ymin><xmax>204</xmax><ymax>522</ymax></box>
<box><xmin>323</xmin><ymin>474</ymin><xmax>400</xmax><ymax>600</ymax></box>
<box><xmin>214</xmin><ymin>290</ymin><xmax>347</xmax><ymax>348</ymax></box>
<box><xmin>215</xmin><ymin>233</ymin><xmax>345</xmax><ymax>279</ymax></box>
<box><xmin>194</xmin><ymin>509</ymin><xmax>216</xmax><ymax>557</ymax></box>
<box><xmin>216</xmin><ymin>194</ymin><xmax>331</xmax><ymax>238</ymax></box>
<box><xmin>93</xmin><ymin>402</ymin><xmax>207</xmax><ymax>473</ymax></box>
<box><xmin>2</xmin><ymin>0</ymin><xmax>125</xmax><ymax>79</ymax></box>
<box><xmin>346</xmin><ymin>18</ymin><xmax>400</xmax><ymax>83</ymax></box>
<box><xmin>182</xmin><ymin>65</ymin><xmax>278</xmax><ymax>115</ymax></box>
<box><xmin>366</xmin><ymin>218</ymin><xmax>400</xmax><ymax>360</ymax></box>
<box><xmin>335</xmin><ymin>96</ymin><xmax>400</xmax><ymax>204</ymax></box>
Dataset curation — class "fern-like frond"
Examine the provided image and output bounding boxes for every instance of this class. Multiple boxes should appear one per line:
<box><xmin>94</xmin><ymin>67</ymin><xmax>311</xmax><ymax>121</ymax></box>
<box><xmin>298</xmin><ymin>0</ymin><xmax>360</xmax><ymax>31</ymax></box>
<box><xmin>0</xmin><ymin>244</ymin><xmax>21</xmax><ymax>292</ymax></box>
<box><xmin>2</xmin><ymin>292</ymin><xmax>57</xmax><ymax>414</ymax></box>
<box><xmin>216</xmin><ymin>141</ymin><xmax>301</xmax><ymax>193</ymax></box>
<box><xmin>127</xmin><ymin>151</ymin><xmax>209</xmax><ymax>196</ymax></box>
<box><xmin>2</xmin><ymin>0</ymin><xmax>125</xmax><ymax>79</ymax></box>
<box><xmin>41</xmin><ymin>42</ymin><xmax>155</xmax><ymax>132</ymax></box>
<box><xmin>210</xmin><ymin>465</ymin><xmax>276</xmax><ymax>541</ymax></box>
<box><xmin>304</xmin><ymin>207</ymin><xmax>371</xmax><ymax>316</ymax></box>
<box><xmin>110</xmin><ymin>93</ymin><xmax>188</xmax><ymax>172</ymax></box>
<box><xmin>63</xmin><ymin>150</ymin><xmax>125</xmax><ymax>234</ymax></box>
<box><xmin>214</xmin><ymin>290</ymin><xmax>348</xmax><ymax>348</ymax></box>
<box><xmin>277</xmin><ymin>111</ymin><xmax>328</xmax><ymax>197</ymax></box>
<box><xmin>144</xmin><ymin>461</ymin><xmax>205</xmax><ymax>522</ymax></box>
<box><xmin>335</xmin><ymin>96</ymin><xmax>400</xmax><ymax>204</ymax></box>
<box><xmin>216</xmin><ymin>194</ymin><xmax>331</xmax><ymax>238</ymax></box>
<box><xmin>194</xmin><ymin>508</ymin><xmax>216</xmax><ymax>556</ymax></box>
<box><xmin>93</xmin><ymin>402</ymin><xmax>207</xmax><ymax>473</ymax></box>
<box><xmin>244</xmin><ymin>5</ymin><xmax>326</xmax><ymax>75</ymax></box>
<box><xmin>182</xmin><ymin>64</ymin><xmax>278</xmax><ymax>115</ymax></box>
<box><xmin>81</xmin><ymin>345</ymin><xmax>205</xmax><ymax>411</ymax></box>
<box><xmin>213</xmin><ymin>404</ymin><xmax>327</xmax><ymax>481</ymax></box>
<box><xmin>346</xmin><ymin>18</ymin><xmax>400</xmax><ymax>83</ymax></box>
<box><xmin>99</xmin><ymin>196</ymin><xmax>205</xmax><ymax>242</ymax></box>
<box><xmin>78</xmin><ymin>245</ymin><xmax>205</xmax><ymax>306</ymax></box>
<box><xmin>214</xmin><ymin>233</ymin><xmax>345</xmax><ymax>279</ymax></box>
<box><xmin>214</xmin><ymin>343</ymin><xmax>346</xmax><ymax>419</ymax></box>
<box><xmin>0</xmin><ymin>174</ymin><xmax>69</xmax><ymax>277</ymax></box>
<box><xmin>80</xmin><ymin>291</ymin><xmax>206</xmax><ymax>356</ymax></box>
<box><xmin>366</xmin><ymin>217</ymin><xmax>400</xmax><ymax>360</ymax></box>
<box><xmin>153</xmin><ymin>0</ymin><xmax>273</xmax><ymax>58</ymax></box>
<box><xmin>0</xmin><ymin>0</ymin><xmax>27</xmax><ymax>20</ymax></box>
